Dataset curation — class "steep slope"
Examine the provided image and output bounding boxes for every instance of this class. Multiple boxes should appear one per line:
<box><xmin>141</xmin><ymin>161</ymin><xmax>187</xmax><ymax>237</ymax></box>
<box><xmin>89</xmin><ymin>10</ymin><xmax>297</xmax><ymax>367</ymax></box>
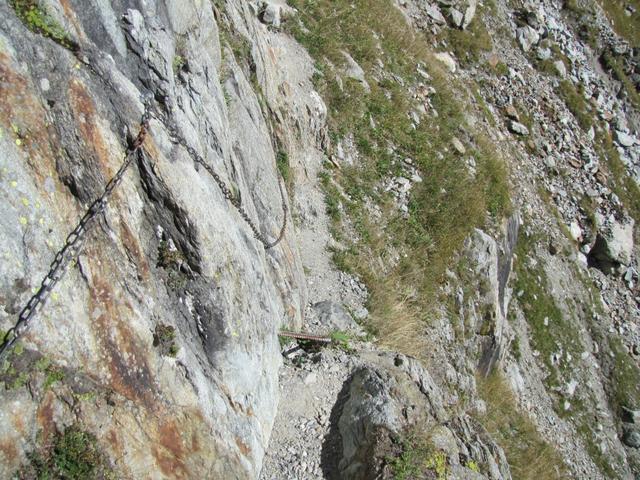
<box><xmin>0</xmin><ymin>1</ymin><xmax>308</xmax><ymax>478</ymax></box>
<box><xmin>1</xmin><ymin>0</ymin><xmax>639</xmax><ymax>479</ymax></box>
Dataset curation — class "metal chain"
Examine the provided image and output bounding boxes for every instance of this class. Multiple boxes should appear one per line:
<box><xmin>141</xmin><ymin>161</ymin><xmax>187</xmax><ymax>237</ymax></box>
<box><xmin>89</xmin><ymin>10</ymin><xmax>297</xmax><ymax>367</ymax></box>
<box><xmin>163</xmin><ymin>113</ymin><xmax>288</xmax><ymax>249</ymax></box>
<box><xmin>0</xmin><ymin>107</ymin><xmax>151</xmax><ymax>362</ymax></box>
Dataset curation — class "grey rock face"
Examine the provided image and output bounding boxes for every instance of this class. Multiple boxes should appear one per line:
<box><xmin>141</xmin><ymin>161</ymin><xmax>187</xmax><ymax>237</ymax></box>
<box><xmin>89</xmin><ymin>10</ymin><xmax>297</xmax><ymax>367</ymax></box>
<box><xmin>337</xmin><ymin>353</ymin><xmax>511</xmax><ymax>480</ymax></box>
<box><xmin>0</xmin><ymin>0</ymin><xmax>307</xmax><ymax>478</ymax></box>
<box><xmin>312</xmin><ymin>300</ymin><xmax>360</xmax><ymax>333</ymax></box>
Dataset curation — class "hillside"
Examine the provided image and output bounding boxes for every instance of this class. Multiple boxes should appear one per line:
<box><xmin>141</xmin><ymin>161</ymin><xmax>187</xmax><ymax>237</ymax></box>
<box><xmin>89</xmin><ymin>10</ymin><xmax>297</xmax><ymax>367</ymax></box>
<box><xmin>0</xmin><ymin>0</ymin><xmax>639</xmax><ymax>479</ymax></box>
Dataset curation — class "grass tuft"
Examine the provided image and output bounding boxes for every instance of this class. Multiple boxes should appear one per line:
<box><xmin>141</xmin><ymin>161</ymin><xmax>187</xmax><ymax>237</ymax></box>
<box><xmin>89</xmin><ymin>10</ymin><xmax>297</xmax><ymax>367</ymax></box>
<box><xmin>10</xmin><ymin>0</ymin><xmax>77</xmax><ymax>51</ymax></box>
<box><xmin>478</xmin><ymin>372</ymin><xmax>569</xmax><ymax>480</ymax></box>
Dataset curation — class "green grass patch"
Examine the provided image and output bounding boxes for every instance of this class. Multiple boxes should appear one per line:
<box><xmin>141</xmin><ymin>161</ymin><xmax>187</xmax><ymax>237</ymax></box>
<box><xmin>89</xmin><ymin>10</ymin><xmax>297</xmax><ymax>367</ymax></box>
<box><xmin>556</xmin><ymin>80</ymin><xmax>594</xmax><ymax>131</ymax></box>
<box><xmin>513</xmin><ymin>232</ymin><xmax>584</xmax><ymax>387</ymax></box>
<box><xmin>388</xmin><ymin>433</ymin><xmax>447</xmax><ymax>480</ymax></box>
<box><xmin>595</xmin><ymin>130</ymin><xmax>640</xmax><ymax>231</ymax></box>
<box><xmin>17</xmin><ymin>425</ymin><xmax>115</xmax><ymax>479</ymax></box>
<box><xmin>10</xmin><ymin>0</ymin><xmax>77</xmax><ymax>51</ymax></box>
<box><xmin>597</xmin><ymin>0</ymin><xmax>640</xmax><ymax>46</ymax></box>
<box><xmin>600</xmin><ymin>51</ymin><xmax>640</xmax><ymax>110</ymax></box>
<box><xmin>478</xmin><ymin>372</ymin><xmax>569</xmax><ymax>480</ymax></box>
<box><xmin>285</xmin><ymin>0</ymin><xmax>510</xmax><ymax>356</ymax></box>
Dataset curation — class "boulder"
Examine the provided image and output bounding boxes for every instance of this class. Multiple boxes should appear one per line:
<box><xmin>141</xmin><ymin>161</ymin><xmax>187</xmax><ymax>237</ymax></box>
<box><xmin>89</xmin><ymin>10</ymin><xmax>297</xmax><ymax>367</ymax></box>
<box><xmin>425</xmin><ymin>4</ymin><xmax>447</xmax><ymax>24</ymax></box>
<box><xmin>260</xmin><ymin>1</ymin><xmax>281</xmax><ymax>27</ymax></box>
<box><xmin>312</xmin><ymin>300</ymin><xmax>360</xmax><ymax>332</ymax></box>
<box><xmin>450</xmin><ymin>8</ymin><xmax>464</xmax><ymax>28</ymax></box>
<box><xmin>342</xmin><ymin>51</ymin><xmax>371</xmax><ymax>92</ymax></box>
<box><xmin>462</xmin><ymin>0</ymin><xmax>478</xmax><ymax>29</ymax></box>
<box><xmin>588</xmin><ymin>216</ymin><xmax>635</xmax><ymax>274</ymax></box>
<box><xmin>509</xmin><ymin>120</ymin><xmax>530</xmax><ymax>136</ymax></box>
<box><xmin>516</xmin><ymin>26</ymin><xmax>540</xmax><ymax>52</ymax></box>
<box><xmin>615</xmin><ymin>130</ymin><xmax>636</xmax><ymax>147</ymax></box>
<box><xmin>623</xmin><ymin>427</ymin><xmax>640</xmax><ymax>448</ymax></box>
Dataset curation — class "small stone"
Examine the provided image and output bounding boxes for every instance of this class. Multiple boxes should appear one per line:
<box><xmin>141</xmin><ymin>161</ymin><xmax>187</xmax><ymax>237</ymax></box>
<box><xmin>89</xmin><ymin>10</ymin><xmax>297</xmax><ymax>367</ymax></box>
<box><xmin>434</xmin><ymin>52</ymin><xmax>457</xmax><ymax>73</ymax></box>
<box><xmin>508</xmin><ymin>120</ymin><xmax>529</xmax><ymax>136</ymax></box>
<box><xmin>537</xmin><ymin>47</ymin><xmax>552</xmax><ymax>61</ymax></box>
<box><xmin>451</xmin><ymin>137</ymin><xmax>466</xmax><ymax>154</ymax></box>
<box><xmin>40</xmin><ymin>78</ymin><xmax>50</xmax><ymax>92</ymax></box>
<box><xmin>505</xmin><ymin>105</ymin><xmax>520</xmax><ymax>121</ymax></box>
<box><xmin>569</xmin><ymin>221</ymin><xmax>582</xmax><ymax>241</ymax></box>
<box><xmin>554</xmin><ymin>60</ymin><xmax>567</xmax><ymax>78</ymax></box>
<box><xmin>425</xmin><ymin>4</ymin><xmax>446</xmax><ymax>24</ymax></box>
<box><xmin>615</xmin><ymin>130</ymin><xmax>635</xmax><ymax>147</ymax></box>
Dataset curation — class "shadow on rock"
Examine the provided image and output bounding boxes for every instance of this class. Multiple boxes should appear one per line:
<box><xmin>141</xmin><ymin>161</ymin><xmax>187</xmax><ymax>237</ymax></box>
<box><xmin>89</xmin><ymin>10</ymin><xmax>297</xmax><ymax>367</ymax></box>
<box><xmin>320</xmin><ymin>373</ymin><xmax>353</xmax><ymax>479</ymax></box>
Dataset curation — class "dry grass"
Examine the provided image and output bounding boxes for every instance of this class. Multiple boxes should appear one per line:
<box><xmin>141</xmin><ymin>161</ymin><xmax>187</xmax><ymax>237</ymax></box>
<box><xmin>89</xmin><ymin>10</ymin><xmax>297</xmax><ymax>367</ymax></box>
<box><xmin>478</xmin><ymin>372</ymin><xmax>569</xmax><ymax>480</ymax></box>
<box><xmin>286</xmin><ymin>0</ymin><xmax>510</xmax><ymax>360</ymax></box>
<box><xmin>597</xmin><ymin>0</ymin><xmax>640</xmax><ymax>46</ymax></box>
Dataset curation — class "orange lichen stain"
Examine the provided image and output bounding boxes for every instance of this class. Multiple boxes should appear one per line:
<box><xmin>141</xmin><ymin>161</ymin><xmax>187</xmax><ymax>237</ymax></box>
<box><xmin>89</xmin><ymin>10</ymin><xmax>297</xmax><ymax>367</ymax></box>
<box><xmin>0</xmin><ymin>438</ymin><xmax>18</xmax><ymax>465</ymax></box>
<box><xmin>267</xmin><ymin>46</ymin><xmax>278</xmax><ymax>64</ymax></box>
<box><xmin>58</xmin><ymin>0</ymin><xmax>84</xmax><ymax>41</ymax></box>
<box><xmin>0</xmin><ymin>52</ymin><xmax>58</xmax><ymax>182</ymax></box>
<box><xmin>86</xmin><ymin>253</ymin><xmax>156</xmax><ymax>409</ymax></box>
<box><xmin>119</xmin><ymin>219</ymin><xmax>150</xmax><ymax>282</ymax></box>
<box><xmin>106</xmin><ymin>428</ymin><xmax>121</xmax><ymax>453</ymax></box>
<box><xmin>152</xmin><ymin>420</ymin><xmax>189</xmax><ymax>479</ymax></box>
<box><xmin>12</xmin><ymin>412</ymin><xmax>26</xmax><ymax>436</ymax></box>
<box><xmin>36</xmin><ymin>391</ymin><xmax>56</xmax><ymax>445</ymax></box>
<box><xmin>235</xmin><ymin>437</ymin><xmax>251</xmax><ymax>457</ymax></box>
<box><xmin>68</xmin><ymin>80</ymin><xmax>112</xmax><ymax>175</ymax></box>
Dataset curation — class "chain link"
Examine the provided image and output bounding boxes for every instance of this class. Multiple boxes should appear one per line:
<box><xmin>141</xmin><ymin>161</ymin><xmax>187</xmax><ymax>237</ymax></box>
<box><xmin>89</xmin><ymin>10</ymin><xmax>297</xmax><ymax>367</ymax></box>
<box><xmin>162</xmin><ymin>111</ymin><xmax>288</xmax><ymax>250</ymax></box>
<box><xmin>0</xmin><ymin>107</ymin><xmax>150</xmax><ymax>362</ymax></box>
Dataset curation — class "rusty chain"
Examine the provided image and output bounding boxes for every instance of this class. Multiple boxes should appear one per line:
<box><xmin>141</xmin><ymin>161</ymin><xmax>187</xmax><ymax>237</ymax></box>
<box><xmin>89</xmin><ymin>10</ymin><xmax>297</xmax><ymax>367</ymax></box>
<box><xmin>0</xmin><ymin>105</ymin><xmax>151</xmax><ymax>362</ymax></box>
<box><xmin>162</xmin><ymin>110</ymin><xmax>288</xmax><ymax>250</ymax></box>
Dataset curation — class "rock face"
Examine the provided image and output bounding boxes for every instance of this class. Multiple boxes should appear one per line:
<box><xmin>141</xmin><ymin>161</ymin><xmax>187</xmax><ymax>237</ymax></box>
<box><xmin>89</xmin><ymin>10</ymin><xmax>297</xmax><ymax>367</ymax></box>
<box><xmin>462</xmin><ymin>218</ymin><xmax>518</xmax><ymax>377</ymax></box>
<box><xmin>337</xmin><ymin>353</ymin><xmax>511</xmax><ymax>480</ymax></box>
<box><xmin>0</xmin><ymin>1</ymin><xmax>310</xmax><ymax>478</ymax></box>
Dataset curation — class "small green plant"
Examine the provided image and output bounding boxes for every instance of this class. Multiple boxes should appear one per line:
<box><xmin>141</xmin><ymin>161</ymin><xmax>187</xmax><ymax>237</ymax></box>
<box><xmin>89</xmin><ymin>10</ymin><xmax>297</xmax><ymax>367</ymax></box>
<box><xmin>153</xmin><ymin>324</ymin><xmax>179</xmax><ymax>357</ymax></box>
<box><xmin>10</xmin><ymin>0</ymin><xmax>77</xmax><ymax>50</ymax></box>
<box><xmin>329</xmin><ymin>330</ymin><xmax>352</xmax><ymax>351</ymax></box>
<box><xmin>44</xmin><ymin>367</ymin><xmax>64</xmax><ymax>390</ymax></box>
<box><xmin>276</xmin><ymin>150</ymin><xmax>291</xmax><ymax>183</ymax></box>
<box><xmin>172</xmin><ymin>55</ymin><xmax>186</xmax><ymax>74</ymax></box>
<box><xmin>467</xmin><ymin>459</ymin><xmax>480</xmax><ymax>472</ymax></box>
<box><xmin>17</xmin><ymin>425</ymin><xmax>114</xmax><ymax>479</ymax></box>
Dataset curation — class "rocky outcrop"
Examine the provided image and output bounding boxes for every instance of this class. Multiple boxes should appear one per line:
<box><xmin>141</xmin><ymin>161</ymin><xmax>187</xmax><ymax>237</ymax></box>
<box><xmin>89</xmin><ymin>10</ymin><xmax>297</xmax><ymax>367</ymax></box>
<box><xmin>461</xmin><ymin>217</ymin><xmax>518</xmax><ymax>377</ymax></box>
<box><xmin>337</xmin><ymin>353</ymin><xmax>511</xmax><ymax>480</ymax></box>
